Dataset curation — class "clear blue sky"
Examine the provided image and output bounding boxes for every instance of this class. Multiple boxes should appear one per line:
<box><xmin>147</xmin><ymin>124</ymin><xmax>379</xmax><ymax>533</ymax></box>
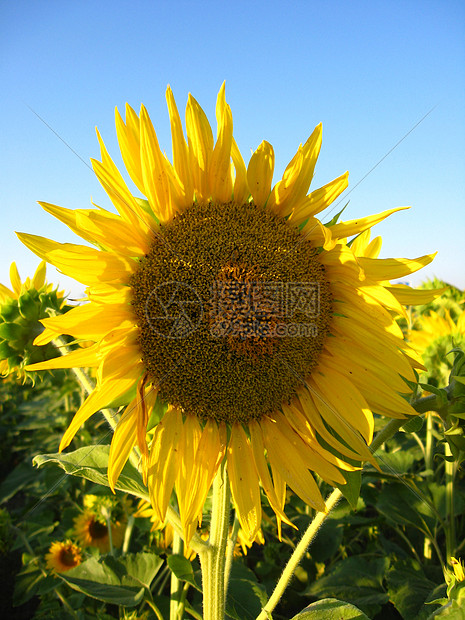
<box><xmin>1</xmin><ymin>0</ymin><xmax>464</xmax><ymax>298</ymax></box>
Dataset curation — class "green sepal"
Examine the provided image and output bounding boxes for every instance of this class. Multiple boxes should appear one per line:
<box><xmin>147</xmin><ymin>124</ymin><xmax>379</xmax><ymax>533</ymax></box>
<box><xmin>0</xmin><ymin>321</ymin><xmax>25</xmax><ymax>341</ymax></box>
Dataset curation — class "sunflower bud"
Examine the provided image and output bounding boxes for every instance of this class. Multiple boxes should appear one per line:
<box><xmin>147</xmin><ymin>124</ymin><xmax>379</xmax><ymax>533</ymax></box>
<box><xmin>0</xmin><ymin>262</ymin><xmax>68</xmax><ymax>382</ymax></box>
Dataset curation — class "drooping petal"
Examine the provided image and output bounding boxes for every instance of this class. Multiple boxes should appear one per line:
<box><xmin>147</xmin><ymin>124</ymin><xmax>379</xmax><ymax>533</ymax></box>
<box><xmin>227</xmin><ymin>423</ymin><xmax>262</xmax><ymax>542</ymax></box>
<box><xmin>261</xmin><ymin>416</ymin><xmax>326</xmax><ymax>512</ymax></box>
<box><xmin>147</xmin><ymin>407</ymin><xmax>182</xmax><ymax>523</ymax></box>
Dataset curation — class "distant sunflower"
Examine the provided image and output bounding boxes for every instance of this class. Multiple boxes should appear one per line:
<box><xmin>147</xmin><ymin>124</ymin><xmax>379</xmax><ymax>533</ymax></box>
<box><xmin>409</xmin><ymin>308</ymin><xmax>465</xmax><ymax>386</ymax></box>
<box><xmin>74</xmin><ymin>510</ymin><xmax>125</xmax><ymax>552</ymax></box>
<box><xmin>21</xmin><ymin>84</ymin><xmax>439</xmax><ymax>543</ymax></box>
<box><xmin>45</xmin><ymin>540</ymin><xmax>82</xmax><ymax>572</ymax></box>
<box><xmin>0</xmin><ymin>261</ymin><xmax>65</xmax><ymax>380</ymax></box>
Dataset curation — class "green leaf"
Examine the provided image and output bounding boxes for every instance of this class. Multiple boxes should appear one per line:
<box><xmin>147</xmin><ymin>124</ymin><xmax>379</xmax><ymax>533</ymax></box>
<box><xmin>167</xmin><ymin>554</ymin><xmax>200</xmax><ymax>590</ymax></box>
<box><xmin>33</xmin><ymin>445</ymin><xmax>149</xmax><ymax>501</ymax></box>
<box><xmin>0</xmin><ymin>461</ymin><xmax>39</xmax><ymax>503</ymax></box>
<box><xmin>120</xmin><ymin>552</ymin><xmax>164</xmax><ymax>589</ymax></box>
<box><xmin>309</xmin><ymin>519</ymin><xmax>344</xmax><ymax>563</ymax></box>
<box><xmin>225</xmin><ymin>562</ymin><xmax>268</xmax><ymax>620</ymax></box>
<box><xmin>401</xmin><ymin>415</ymin><xmax>424</xmax><ymax>433</ymax></box>
<box><xmin>386</xmin><ymin>560</ymin><xmax>440</xmax><ymax>619</ymax></box>
<box><xmin>291</xmin><ymin>598</ymin><xmax>370</xmax><ymax>619</ymax></box>
<box><xmin>376</xmin><ymin>482</ymin><xmax>436</xmax><ymax>536</ymax></box>
<box><xmin>303</xmin><ymin>556</ymin><xmax>389</xmax><ymax>617</ymax></box>
<box><xmin>335</xmin><ymin>470</ymin><xmax>362</xmax><ymax>510</ymax></box>
<box><xmin>58</xmin><ymin>556</ymin><xmax>145</xmax><ymax>607</ymax></box>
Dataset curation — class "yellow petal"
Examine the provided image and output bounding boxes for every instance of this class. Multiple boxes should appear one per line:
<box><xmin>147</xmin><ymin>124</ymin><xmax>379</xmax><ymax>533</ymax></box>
<box><xmin>227</xmin><ymin>423</ymin><xmax>261</xmax><ymax>542</ymax></box>
<box><xmin>210</xmin><ymin>83</ymin><xmax>233</xmax><ymax>202</ymax></box>
<box><xmin>386</xmin><ymin>284</ymin><xmax>449</xmax><ymax>306</ymax></box>
<box><xmin>17</xmin><ymin>233</ymin><xmax>135</xmax><ymax>287</ymax></box>
<box><xmin>166</xmin><ymin>86</ymin><xmax>193</xmax><ymax>205</ymax></box>
<box><xmin>273</xmin><ymin>411</ymin><xmax>346</xmax><ymax>485</ymax></box>
<box><xmin>33</xmin><ymin>302</ymin><xmax>132</xmax><ymax>345</ymax></box>
<box><xmin>310</xmin><ymin>368</ymin><xmax>374</xmax><ymax>444</ymax></box>
<box><xmin>329</xmin><ymin>206</ymin><xmax>409</xmax><ymax>239</ymax></box>
<box><xmin>0</xmin><ymin>283</ymin><xmax>15</xmax><ymax>302</ymax></box>
<box><xmin>247</xmin><ymin>141</ymin><xmax>274</xmax><ymax>207</ymax></box>
<box><xmin>231</xmin><ymin>138</ymin><xmax>249</xmax><ymax>204</ymax></box>
<box><xmin>177</xmin><ymin>417</ymin><xmax>224</xmax><ymax>542</ymax></box>
<box><xmin>39</xmin><ymin>202</ymin><xmax>149</xmax><ymax>257</ymax></box>
<box><xmin>267</xmin><ymin>147</ymin><xmax>303</xmax><ymax>216</ymax></box>
<box><xmin>248</xmin><ymin>421</ymin><xmax>294</xmax><ymax>538</ymax></box>
<box><xmin>9</xmin><ymin>262</ymin><xmax>22</xmax><ymax>296</ymax></box>
<box><xmin>268</xmin><ymin>124</ymin><xmax>323</xmax><ymax>216</ymax></box>
<box><xmin>115</xmin><ymin>104</ymin><xmax>145</xmax><ymax>194</ymax></box>
<box><xmin>186</xmin><ymin>93</ymin><xmax>214</xmax><ymax>201</ymax></box>
<box><xmin>147</xmin><ymin>407</ymin><xmax>182</xmax><ymax>522</ymax></box>
<box><xmin>290</xmin><ymin>172</ymin><xmax>349</xmax><ymax>224</ymax></box>
<box><xmin>93</xmin><ymin>130</ymin><xmax>154</xmax><ymax>235</ymax></box>
<box><xmin>261</xmin><ymin>416</ymin><xmax>326</xmax><ymax>512</ymax></box>
<box><xmin>108</xmin><ymin>397</ymin><xmax>139</xmax><ymax>492</ymax></box>
<box><xmin>140</xmin><ymin>105</ymin><xmax>178</xmax><ymax>223</ymax></box>
<box><xmin>32</xmin><ymin>261</ymin><xmax>47</xmax><ymax>290</ymax></box>
<box><xmin>59</xmin><ymin>369</ymin><xmax>141</xmax><ymax>451</ymax></box>
<box><xmin>357</xmin><ymin>254</ymin><xmax>437</xmax><ymax>280</ymax></box>
<box><xmin>26</xmin><ymin>343</ymin><xmax>100</xmax><ymax>371</ymax></box>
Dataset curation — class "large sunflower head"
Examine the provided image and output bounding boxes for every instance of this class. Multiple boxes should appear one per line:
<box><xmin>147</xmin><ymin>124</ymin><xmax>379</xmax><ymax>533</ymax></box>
<box><xmin>20</xmin><ymin>84</ymin><xmax>441</xmax><ymax>544</ymax></box>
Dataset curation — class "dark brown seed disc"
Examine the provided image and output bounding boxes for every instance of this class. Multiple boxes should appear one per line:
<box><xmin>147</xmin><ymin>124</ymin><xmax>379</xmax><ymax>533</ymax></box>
<box><xmin>130</xmin><ymin>201</ymin><xmax>332</xmax><ymax>423</ymax></box>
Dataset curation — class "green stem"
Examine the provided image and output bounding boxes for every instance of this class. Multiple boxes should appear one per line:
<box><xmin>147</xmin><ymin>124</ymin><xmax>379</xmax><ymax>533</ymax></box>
<box><xmin>423</xmin><ymin>412</ymin><xmax>434</xmax><ymax>560</ymax></box>
<box><xmin>199</xmin><ymin>460</ymin><xmax>230</xmax><ymax>620</ymax></box>
<box><xmin>256</xmin><ymin>488</ymin><xmax>342</xmax><ymax>620</ymax></box>
<box><xmin>256</xmin><ymin>396</ymin><xmax>433</xmax><ymax>620</ymax></box>
<box><xmin>444</xmin><ymin>441</ymin><xmax>456</xmax><ymax>564</ymax></box>
<box><xmin>224</xmin><ymin>514</ymin><xmax>240</xmax><ymax>594</ymax></box>
<box><xmin>170</xmin><ymin>531</ymin><xmax>183</xmax><ymax>620</ymax></box>
<box><xmin>122</xmin><ymin>514</ymin><xmax>134</xmax><ymax>554</ymax></box>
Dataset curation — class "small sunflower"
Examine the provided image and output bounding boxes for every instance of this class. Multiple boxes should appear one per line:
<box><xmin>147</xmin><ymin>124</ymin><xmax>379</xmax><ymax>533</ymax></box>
<box><xmin>45</xmin><ymin>540</ymin><xmax>82</xmax><ymax>572</ymax></box>
<box><xmin>74</xmin><ymin>510</ymin><xmax>125</xmax><ymax>552</ymax></box>
<box><xmin>21</xmin><ymin>84</ymin><xmax>439</xmax><ymax>544</ymax></box>
<box><xmin>0</xmin><ymin>261</ymin><xmax>66</xmax><ymax>381</ymax></box>
<box><xmin>409</xmin><ymin>308</ymin><xmax>465</xmax><ymax>387</ymax></box>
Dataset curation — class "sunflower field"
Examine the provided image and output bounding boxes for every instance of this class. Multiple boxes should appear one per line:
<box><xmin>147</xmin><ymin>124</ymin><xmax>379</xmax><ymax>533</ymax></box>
<box><xmin>1</xmin><ymin>88</ymin><xmax>465</xmax><ymax>620</ymax></box>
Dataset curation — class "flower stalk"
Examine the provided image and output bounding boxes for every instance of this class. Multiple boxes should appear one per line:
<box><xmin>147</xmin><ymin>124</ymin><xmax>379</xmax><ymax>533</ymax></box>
<box><xmin>199</xmin><ymin>460</ymin><xmax>231</xmax><ymax>620</ymax></box>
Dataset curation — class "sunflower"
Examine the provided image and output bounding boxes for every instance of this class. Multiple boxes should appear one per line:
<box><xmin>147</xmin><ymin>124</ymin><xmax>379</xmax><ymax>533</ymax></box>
<box><xmin>409</xmin><ymin>308</ymin><xmax>465</xmax><ymax>387</ymax></box>
<box><xmin>20</xmin><ymin>84</ymin><xmax>439</xmax><ymax>544</ymax></box>
<box><xmin>0</xmin><ymin>261</ymin><xmax>65</xmax><ymax>380</ymax></box>
<box><xmin>45</xmin><ymin>540</ymin><xmax>82</xmax><ymax>572</ymax></box>
<box><xmin>74</xmin><ymin>509</ymin><xmax>125</xmax><ymax>552</ymax></box>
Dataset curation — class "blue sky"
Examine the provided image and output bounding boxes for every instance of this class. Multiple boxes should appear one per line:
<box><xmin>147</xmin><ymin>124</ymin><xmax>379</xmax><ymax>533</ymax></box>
<box><xmin>1</xmin><ymin>0</ymin><xmax>464</xmax><ymax>298</ymax></box>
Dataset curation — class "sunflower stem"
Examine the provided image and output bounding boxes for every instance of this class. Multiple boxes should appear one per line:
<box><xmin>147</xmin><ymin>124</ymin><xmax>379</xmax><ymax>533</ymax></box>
<box><xmin>199</xmin><ymin>460</ymin><xmax>230</xmax><ymax>620</ymax></box>
<box><xmin>444</xmin><ymin>440</ymin><xmax>456</xmax><ymax>564</ymax></box>
<box><xmin>170</xmin><ymin>531</ymin><xmax>183</xmax><ymax>620</ymax></box>
<box><xmin>224</xmin><ymin>513</ymin><xmax>240</xmax><ymax>595</ymax></box>
<box><xmin>256</xmin><ymin>396</ymin><xmax>436</xmax><ymax>620</ymax></box>
<box><xmin>256</xmin><ymin>488</ymin><xmax>343</xmax><ymax>620</ymax></box>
